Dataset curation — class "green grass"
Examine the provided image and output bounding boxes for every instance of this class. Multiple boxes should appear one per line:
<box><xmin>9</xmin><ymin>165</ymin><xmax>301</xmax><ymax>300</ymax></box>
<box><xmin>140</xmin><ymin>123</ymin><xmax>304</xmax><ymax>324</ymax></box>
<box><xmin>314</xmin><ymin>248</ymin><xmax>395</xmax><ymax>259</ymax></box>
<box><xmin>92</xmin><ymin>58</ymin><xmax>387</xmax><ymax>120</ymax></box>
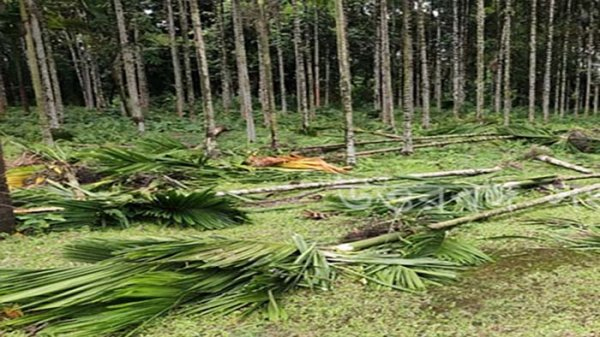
<box><xmin>1</xmin><ymin>107</ymin><xmax>599</xmax><ymax>336</ymax></box>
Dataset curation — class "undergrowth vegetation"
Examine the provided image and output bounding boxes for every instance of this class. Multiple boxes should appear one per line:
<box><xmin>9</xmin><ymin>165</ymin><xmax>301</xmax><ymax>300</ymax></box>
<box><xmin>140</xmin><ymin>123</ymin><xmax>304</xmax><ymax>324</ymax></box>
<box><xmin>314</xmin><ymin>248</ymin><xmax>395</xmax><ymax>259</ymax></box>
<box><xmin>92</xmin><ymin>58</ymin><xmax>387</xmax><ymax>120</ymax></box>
<box><xmin>1</xmin><ymin>107</ymin><xmax>599</xmax><ymax>337</ymax></box>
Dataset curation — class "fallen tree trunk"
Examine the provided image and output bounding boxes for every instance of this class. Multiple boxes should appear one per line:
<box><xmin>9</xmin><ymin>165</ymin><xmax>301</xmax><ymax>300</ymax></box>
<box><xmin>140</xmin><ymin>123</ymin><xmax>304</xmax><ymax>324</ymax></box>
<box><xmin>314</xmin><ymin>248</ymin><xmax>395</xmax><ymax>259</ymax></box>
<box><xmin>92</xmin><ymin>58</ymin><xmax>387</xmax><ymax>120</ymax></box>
<box><xmin>354</xmin><ymin>129</ymin><xmax>499</xmax><ymax>141</ymax></box>
<box><xmin>337</xmin><ymin>182</ymin><xmax>600</xmax><ymax>251</ymax></box>
<box><xmin>348</xmin><ymin>136</ymin><xmax>516</xmax><ymax>157</ymax></box>
<box><xmin>216</xmin><ymin>166</ymin><xmax>503</xmax><ymax>196</ymax></box>
<box><xmin>534</xmin><ymin>155</ymin><xmax>594</xmax><ymax>174</ymax></box>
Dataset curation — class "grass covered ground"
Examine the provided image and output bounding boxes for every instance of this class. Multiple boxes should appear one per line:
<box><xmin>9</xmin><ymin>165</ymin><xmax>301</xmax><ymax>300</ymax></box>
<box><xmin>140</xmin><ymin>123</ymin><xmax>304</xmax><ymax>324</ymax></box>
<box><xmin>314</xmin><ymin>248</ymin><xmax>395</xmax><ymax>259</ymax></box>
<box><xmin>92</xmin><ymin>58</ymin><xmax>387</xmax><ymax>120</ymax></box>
<box><xmin>1</xmin><ymin>107</ymin><xmax>599</xmax><ymax>336</ymax></box>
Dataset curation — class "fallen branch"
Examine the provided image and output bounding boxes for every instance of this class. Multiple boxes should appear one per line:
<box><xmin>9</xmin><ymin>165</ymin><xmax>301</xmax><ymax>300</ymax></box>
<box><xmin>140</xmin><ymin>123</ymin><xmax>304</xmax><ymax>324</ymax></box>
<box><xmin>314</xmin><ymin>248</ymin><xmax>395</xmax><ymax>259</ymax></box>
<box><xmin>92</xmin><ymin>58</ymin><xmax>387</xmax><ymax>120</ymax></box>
<box><xmin>534</xmin><ymin>155</ymin><xmax>594</xmax><ymax>174</ymax></box>
<box><xmin>216</xmin><ymin>166</ymin><xmax>503</xmax><ymax>196</ymax></box>
<box><xmin>354</xmin><ymin>129</ymin><xmax>499</xmax><ymax>141</ymax></box>
<box><xmin>336</xmin><ymin>183</ymin><xmax>600</xmax><ymax>251</ymax></box>
<box><xmin>348</xmin><ymin>136</ymin><xmax>516</xmax><ymax>157</ymax></box>
<box><xmin>14</xmin><ymin>207</ymin><xmax>64</xmax><ymax>215</ymax></box>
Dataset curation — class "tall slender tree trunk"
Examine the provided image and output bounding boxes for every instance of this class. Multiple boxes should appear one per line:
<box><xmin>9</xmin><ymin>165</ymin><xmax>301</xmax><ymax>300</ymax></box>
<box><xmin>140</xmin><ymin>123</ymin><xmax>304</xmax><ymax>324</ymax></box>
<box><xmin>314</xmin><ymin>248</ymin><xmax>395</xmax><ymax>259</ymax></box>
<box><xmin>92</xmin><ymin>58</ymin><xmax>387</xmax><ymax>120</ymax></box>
<box><xmin>215</xmin><ymin>0</ymin><xmax>232</xmax><ymax>114</ymax></box>
<box><xmin>374</xmin><ymin>1</ymin><xmax>382</xmax><ymax>112</ymax></box>
<box><xmin>14</xmin><ymin>38</ymin><xmax>30</xmax><ymax>112</ymax></box>
<box><xmin>42</xmin><ymin>28</ymin><xmax>64</xmax><ymax>123</ymax></box>
<box><xmin>527</xmin><ymin>0</ymin><xmax>538</xmax><ymax>122</ymax></box>
<box><xmin>314</xmin><ymin>6</ymin><xmax>320</xmax><ymax>108</ymax></box>
<box><xmin>0</xmin><ymin>69</ymin><xmax>7</xmax><ymax>115</ymax></box>
<box><xmin>256</xmin><ymin>24</ymin><xmax>270</xmax><ymax>126</ymax></box>
<box><xmin>231</xmin><ymin>0</ymin><xmax>256</xmax><ymax>142</ymax></box>
<box><xmin>65</xmin><ymin>32</ymin><xmax>91</xmax><ymax>109</ymax></box>
<box><xmin>292</xmin><ymin>0</ymin><xmax>309</xmax><ymax>131</ymax></box>
<box><xmin>583</xmin><ymin>10</ymin><xmax>594</xmax><ymax>117</ymax></box>
<box><xmin>380</xmin><ymin>0</ymin><xmax>395</xmax><ymax>129</ymax></box>
<box><xmin>417</xmin><ymin>1</ymin><xmax>430</xmax><ymax>128</ymax></box>
<box><xmin>451</xmin><ymin>0</ymin><xmax>461</xmax><ymax>118</ymax></box>
<box><xmin>133</xmin><ymin>26</ymin><xmax>150</xmax><ymax>110</ymax></box>
<box><xmin>502</xmin><ymin>0</ymin><xmax>512</xmax><ymax>126</ymax></box>
<box><xmin>113</xmin><ymin>0</ymin><xmax>144</xmax><ymax>132</ymax></box>
<box><xmin>574</xmin><ymin>20</ymin><xmax>583</xmax><ymax>118</ymax></box>
<box><xmin>593</xmin><ymin>84</ymin><xmax>599</xmax><ymax>116</ymax></box>
<box><xmin>189</xmin><ymin>0</ymin><xmax>218</xmax><ymax>154</ymax></box>
<box><xmin>324</xmin><ymin>47</ymin><xmax>330</xmax><ymax>107</ymax></box>
<box><xmin>89</xmin><ymin>53</ymin><xmax>106</xmax><ymax>109</ymax></box>
<box><xmin>20</xmin><ymin>0</ymin><xmax>53</xmax><ymax>144</ymax></box>
<box><xmin>305</xmin><ymin>27</ymin><xmax>316</xmax><ymax>119</ymax></box>
<box><xmin>402</xmin><ymin>0</ymin><xmax>414</xmax><ymax>154</ymax></box>
<box><xmin>178</xmin><ymin>0</ymin><xmax>195</xmax><ymax>111</ymax></box>
<box><xmin>0</xmin><ymin>142</ymin><xmax>15</xmax><ymax>234</ymax></box>
<box><xmin>275</xmin><ymin>9</ymin><xmax>288</xmax><ymax>113</ymax></box>
<box><xmin>542</xmin><ymin>0</ymin><xmax>555</xmax><ymax>123</ymax></box>
<box><xmin>275</xmin><ymin>8</ymin><xmax>288</xmax><ymax>113</ymax></box>
<box><xmin>334</xmin><ymin>0</ymin><xmax>356</xmax><ymax>166</ymax></box>
<box><xmin>166</xmin><ymin>0</ymin><xmax>185</xmax><ymax>118</ymax></box>
<box><xmin>475</xmin><ymin>0</ymin><xmax>485</xmax><ymax>121</ymax></box>
<box><xmin>434</xmin><ymin>13</ymin><xmax>442</xmax><ymax>113</ymax></box>
<box><xmin>559</xmin><ymin>0</ymin><xmax>572</xmax><ymax>118</ymax></box>
<box><xmin>27</xmin><ymin>0</ymin><xmax>58</xmax><ymax>130</ymax></box>
<box><xmin>256</xmin><ymin>0</ymin><xmax>278</xmax><ymax>148</ymax></box>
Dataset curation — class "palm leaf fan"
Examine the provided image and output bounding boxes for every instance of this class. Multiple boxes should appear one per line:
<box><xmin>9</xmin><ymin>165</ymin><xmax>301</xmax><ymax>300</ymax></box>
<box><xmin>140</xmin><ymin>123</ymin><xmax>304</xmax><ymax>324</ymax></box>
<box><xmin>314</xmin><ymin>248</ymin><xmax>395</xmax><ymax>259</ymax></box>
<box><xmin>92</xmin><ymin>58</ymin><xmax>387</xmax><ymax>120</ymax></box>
<box><xmin>130</xmin><ymin>190</ymin><xmax>248</xmax><ymax>229</ymax></box>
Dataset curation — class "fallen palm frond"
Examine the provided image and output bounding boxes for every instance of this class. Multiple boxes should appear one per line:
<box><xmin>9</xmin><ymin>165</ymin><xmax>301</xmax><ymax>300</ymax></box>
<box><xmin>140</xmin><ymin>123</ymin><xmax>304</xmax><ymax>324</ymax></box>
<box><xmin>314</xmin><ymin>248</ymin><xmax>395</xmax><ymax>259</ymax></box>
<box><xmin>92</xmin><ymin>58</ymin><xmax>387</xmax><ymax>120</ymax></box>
<box><xmin>216</xmin><ymin>166</ymin><xmax>503</xmax><ymax>197</ymax></box>
<box><xmin>246</xmin><ymin>155</ymin><xmax>348</xmax><ymax>174</ymax></box>
<box><xmin>5</xmin><ymin>166</ymin><xmax>45</xmax><ymax>189</ymax></box>
<box><xmin>12</xmin><ymin>187</ymin><xmax>248</xmax><ymax>232</ymax></box>
<box><xmin>335</xmin><ymin>183</ymin><xmax>600</xmax><ymax>252</ymax></box>
<box><xmin>0</xmin><ymin>232</ymin><xmax>488</xmax><ymax>337</ymax></box>
<box><xmin>523</xmin><ymin>217</ymin><xmax>600</xmax><ymax>251</ymax></box>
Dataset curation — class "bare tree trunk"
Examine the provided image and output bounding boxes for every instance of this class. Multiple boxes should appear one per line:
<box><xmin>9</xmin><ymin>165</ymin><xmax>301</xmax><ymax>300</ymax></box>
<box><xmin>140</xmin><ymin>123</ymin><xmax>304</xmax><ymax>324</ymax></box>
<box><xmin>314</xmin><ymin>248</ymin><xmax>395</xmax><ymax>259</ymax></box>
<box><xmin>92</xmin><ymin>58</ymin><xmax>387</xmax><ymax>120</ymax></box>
<box><xmin>593</xmin><ymin>83</ymin><xmax>599</xmax><ymax>116</ymax></box>
<box><xmin>256</xmin><ymin>0</ymin><xmax>279</xmax><ymax>148</ymax></box>
<box><xmin>559</xmin><ymin>0</ymin><xmax>572</xmax><ymax>118</ymax></box>
<box><xmin>0</xmin><ymin>142</ymin><xmax>15</xmax><ymax>234</ymax></box>
<box><xmin>527</xmin><ymin>0</ymin><xmax>537</xmax><ymax>122</ymax></box>
<box><xmin>89</xmin><ymin>52</ymin><xmax>106</xmax><ymax>109</ymax></box>
<box><xmin>189</xmin><ymin>0</ymin><xmax>217</xmax><ymax>154</ymax></box>
<box><xmin>434</xmin><ymin>13</ymin><xmax>442</xmax><ymax>113</ymax></box>
<box><xmin>475</xmin><ymin>0</ymin><xmax>485</xmax><ymax>121</ymax></box>
<box><xmin>14</xmin><ymin>37</ymin><xmax>30</xmax><ymax>112</ymax></box>
<box><xmin>113</xmin><ymin>0</ymin><xmax>144</xmax><ymax>132</ymax></box>
<box><xmin>275</xmin><ymin>8</ymin><xmax>288</xmax><ymax>113</ymax></box>
<box><xmin>542</xmin><ymin>0</ymin><xmax>555</xmax><ymax>123</ymax></box>
<box><xmin>256</xmin><ymin>24</ymin><xmax>270</xmax><ymax>126</ymax></box>
<box><xmin>42</xmin><ymin>28</ymin><xmax>64</xmax><ymax>123</ymax></box>
<box><xmin>374</xmin><ymin>1</ymin><xmax>382</xmax><ymax>112</ymax></box>
<box><xmin>574</xmin><ymin>24</ymin><xmax>583</xmax><ymax>118</ymax></box>
<box><xmin>381</xmin><ymin>0</ymin><xmax>395</xmax><ymax>129</ymax></box>
<box><xmin>334</xmin><ymin>0</ymin><xmax>356</xmax><ymax>166</ymax></box>
<box><xmin>494</xmin><ymin>0</ymin><xmax>506</xmax><ymax>116</ymax></box>
<box><xmin>133</xmin><ymin>26</ymin><xmax>150</xmax><ymax>111</ymax></box>
<box><xmin>583</xmin><ymin>10</ymin><xmax>594</xmax><ymax>117</ymax></box>
<box><xmin>502</xmin><ymin>0</ymin><xmax>512</xmax><ymax>126</ymax></box>
<box><xmin>178</xmin><ymin>0</ymin><xmax>195</xmax><ymax>111</ymax></box>
<box><xmin>231</xmin><ymin>0</ymin><xmax>256</xmax><ymax>142</ymax></box>
<box><xmin>166</xmin><ymin>0</ymin><xmax>185</xmax><ymax>118</ymax></box>
<box><xmin>451</xmin><ymin>0</ymin><xmax>461</xmax><ymax>118</ymax></box>
<box><xmin>27</xmin><ymin>0</ymin><xmax>58</xmax><ymax>130</ymax></box>
<box><xmin>0</xmin><ymin>67</ymin><xmax>7</xmax><ymax>115</ymax></box>
<box><xmin>64</xmin><ymin>32</ymin><xmax>91</xmax><ymax>109</ymax></box>
<box><xmin>325</xmin><ymin>47</ymin><xmax>330</xmax><ymax>107</ymax></box>
<box><xmin>80</xmin><ymin>43</ymin><xmax>95</xmax><ymax>110</ymax></box>
<box><xmin>20</xmin><ymin>0</ymin><xmax>52</xmax><ymax>143</ymax></box>
<box><xmin>417</xmin><ymin>0</ymin><xmax>430</xmax><ymax>128</ymax></box>
<box><xmin>402</xmin><ymin>0</ymin><xmax>414</xmax><ymax>154</ymax></box>
<box><xmin>215</xmin><ymin>0</ymin><xmax>232</xmax><ymax>114</ymax></box>
<box><xmin>305</xmin><ymin>27</ymin><xmax>316</xmax><ymax>120</ymax></box>
<box><xmin>314</xmin><ymin>5</ymin><xmax>320</xmax><ymax>108</ymax></box>
<box><xmin>292</xmin><ymin>0</ymin><xmax>309</xmax><ymax>132</ymax></box>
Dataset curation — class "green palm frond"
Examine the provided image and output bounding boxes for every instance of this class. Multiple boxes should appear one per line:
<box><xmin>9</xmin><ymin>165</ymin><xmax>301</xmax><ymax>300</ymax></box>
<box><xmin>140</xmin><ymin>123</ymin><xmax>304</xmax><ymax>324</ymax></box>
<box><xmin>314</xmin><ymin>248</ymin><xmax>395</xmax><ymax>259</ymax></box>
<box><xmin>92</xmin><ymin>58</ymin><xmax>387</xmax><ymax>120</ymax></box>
<box><xmin>524</xmin><ymin>217</ymin><xmax>600</xmax><ymax>251</ymax></box>
<box><xmin>132</xmin><ymin>190</ymin><xmax>248</xmax><ymax>229</ymax></box>
<box><xmin>0</xmin><ymin>232</ymin><xmax>488</xmax><ymax>336</ymax></box>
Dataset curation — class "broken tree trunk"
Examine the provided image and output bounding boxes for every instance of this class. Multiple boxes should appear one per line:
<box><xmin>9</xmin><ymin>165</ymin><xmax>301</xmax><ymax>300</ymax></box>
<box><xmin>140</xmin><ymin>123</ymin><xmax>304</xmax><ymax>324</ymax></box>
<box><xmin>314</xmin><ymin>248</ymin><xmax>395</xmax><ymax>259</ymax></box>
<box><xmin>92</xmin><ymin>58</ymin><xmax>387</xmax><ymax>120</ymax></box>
<box><xmin>348</xmin><ymin>136</ymin><xmax>516</xmax><ymax>157</ymax></box>
<box><xmin>216</xmin><ymin>166</ymin><xmax>503</xmax><ymax>196</ymax></box>
<box><xmin>534</xmin><ymin>155</ymin><xmax>594</xmax><ymax>174</ymax></box>
<box><xmin>338</xmin><ymin>182</ymin><xmax>600</xmax><ymax>251</ymax></box>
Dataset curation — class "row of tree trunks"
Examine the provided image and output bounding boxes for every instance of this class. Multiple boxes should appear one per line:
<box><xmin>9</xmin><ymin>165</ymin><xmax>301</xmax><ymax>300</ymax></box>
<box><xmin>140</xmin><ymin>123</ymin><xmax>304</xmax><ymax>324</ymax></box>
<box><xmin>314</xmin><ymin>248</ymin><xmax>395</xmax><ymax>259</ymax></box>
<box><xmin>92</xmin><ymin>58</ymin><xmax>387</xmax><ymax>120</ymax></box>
<box><xmin>19</xmin><ymin>0</ymin><xmax>53</xmax><ymax>144</ymax></box>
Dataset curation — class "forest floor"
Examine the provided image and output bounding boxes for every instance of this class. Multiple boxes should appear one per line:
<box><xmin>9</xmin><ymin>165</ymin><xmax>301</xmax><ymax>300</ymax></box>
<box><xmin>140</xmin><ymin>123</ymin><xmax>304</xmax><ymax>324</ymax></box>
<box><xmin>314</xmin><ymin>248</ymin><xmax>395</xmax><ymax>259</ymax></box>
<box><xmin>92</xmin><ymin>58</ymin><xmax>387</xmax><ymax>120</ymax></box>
<box><xmin>1</xmin><ymin>107</ymin><xmax>599</xmax><ymax>337</ymax></box>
